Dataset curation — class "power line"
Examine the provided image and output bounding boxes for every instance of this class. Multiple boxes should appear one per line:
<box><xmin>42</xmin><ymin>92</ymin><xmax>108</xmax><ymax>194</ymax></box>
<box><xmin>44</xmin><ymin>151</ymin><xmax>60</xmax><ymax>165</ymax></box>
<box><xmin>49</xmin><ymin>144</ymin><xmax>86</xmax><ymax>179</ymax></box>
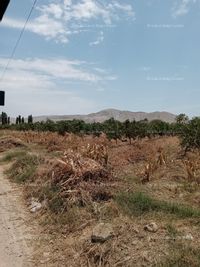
<box><xmin>0</xmin><ymin>0</ymin><xmax>38</xmax><ymax>83</ymax></box>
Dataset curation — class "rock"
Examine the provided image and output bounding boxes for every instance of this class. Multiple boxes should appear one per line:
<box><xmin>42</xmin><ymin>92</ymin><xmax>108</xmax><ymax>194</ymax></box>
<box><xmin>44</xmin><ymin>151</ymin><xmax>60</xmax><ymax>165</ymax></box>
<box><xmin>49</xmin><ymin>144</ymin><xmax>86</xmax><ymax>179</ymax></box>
<box><xmin>43</xmin><ymin>252</ymin><xmax>50</xmax><ymax>257</ymax></box>
<box><xmin>131</xmin><ymin>240</ymin><xmax>138</xmax><ymax>245</ymax></box>
<box><xmin>91</xmin><ymin>223</ymin><xmax>114</xmax><ymax>243</ymax></box>
<box><xmin>29</xmin><ymin>198</ymin><xmax>42</xmax><ymax>213</ymax></box>
<box><xmin>144</xmin><ymin>222</ymin><xmax>158</xmax><ymax>233</ymax></box>
<box><xmin>183</xmin><ymin>233</ymin><xmax>194</xmax><ymax>240</ymax></box>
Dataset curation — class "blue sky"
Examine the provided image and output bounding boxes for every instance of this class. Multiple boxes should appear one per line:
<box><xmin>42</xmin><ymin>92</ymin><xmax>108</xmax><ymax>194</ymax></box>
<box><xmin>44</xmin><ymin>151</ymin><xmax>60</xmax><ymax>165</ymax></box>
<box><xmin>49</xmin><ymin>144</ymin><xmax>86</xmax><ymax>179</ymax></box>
<box><xmin>0</xmin><ymin>0</ymin><xmax>199</xmax><ymax>117</ymax></box>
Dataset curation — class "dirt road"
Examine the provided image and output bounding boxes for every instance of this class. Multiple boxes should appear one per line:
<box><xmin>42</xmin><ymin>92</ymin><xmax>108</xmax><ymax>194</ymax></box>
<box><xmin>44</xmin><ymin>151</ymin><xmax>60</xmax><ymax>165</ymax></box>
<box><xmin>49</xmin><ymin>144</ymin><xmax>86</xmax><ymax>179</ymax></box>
<box><xmin>0</xmin><ymin>165</ymin><xmax>33</xmax><ymax>267</ymax></box>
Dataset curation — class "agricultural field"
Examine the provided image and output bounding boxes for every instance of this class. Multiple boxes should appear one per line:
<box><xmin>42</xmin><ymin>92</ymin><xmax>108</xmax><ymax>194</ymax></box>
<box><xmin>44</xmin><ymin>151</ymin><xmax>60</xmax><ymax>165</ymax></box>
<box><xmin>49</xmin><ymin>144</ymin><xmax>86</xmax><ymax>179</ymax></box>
<box><xmin>1</xmin><ymin>130</ymin><xmax>200</xmax><ymax>266</ymax></box>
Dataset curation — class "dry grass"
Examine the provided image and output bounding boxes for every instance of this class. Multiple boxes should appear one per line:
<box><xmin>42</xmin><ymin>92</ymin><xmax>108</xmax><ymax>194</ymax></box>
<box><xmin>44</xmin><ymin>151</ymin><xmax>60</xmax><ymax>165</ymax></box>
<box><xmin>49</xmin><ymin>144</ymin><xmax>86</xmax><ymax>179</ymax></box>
<box><xmin>1</xmin><ymin>130</ymin><xmax>200</xmax><ymax>266</ymax></box>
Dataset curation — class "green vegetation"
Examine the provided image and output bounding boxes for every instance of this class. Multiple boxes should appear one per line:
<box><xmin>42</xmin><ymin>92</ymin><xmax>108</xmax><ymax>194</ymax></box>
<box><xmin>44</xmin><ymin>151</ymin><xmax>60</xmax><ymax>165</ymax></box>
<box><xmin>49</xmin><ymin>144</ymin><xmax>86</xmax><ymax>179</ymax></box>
<box><xmin>180</xmin><ymin>117</ymin><xmax>200</xmax><ymax>150</ymax></box>
<box><xmin>0</xmin><ymin>112</ymin><xmax>10</xmax><ymax>125</ymax></box>
<box><xmin>0</xmin><ymin>116</ymin><xmax>175</xmax><ymax>140</ymax></box>
<box><xmin>2</xmin><ymin>112</ymin><xmax>200</xmax><ymax>152</ymax></box>
<box><xmin>6</xmin><ymin>153</ymin><xmax>40</xmax><ymax>183</ymax></box>
<box><xmin>0</xmin><ymin>150</ymin><xmax>27</xmax><ymax>162</ymax></box>
<box><xmin>37</xmin><ymin>184</ymin><xmax>66</xmax><ymax>213</ymax></box>
<box><xmin>115</xmin><ymin>192</ymin><xmax>200</xmax><ymax>218</ymax></box>
<box><xmin>166</xmin><ymin>224</ymin><xmax>179</xmax><ymax>238</ymax></box>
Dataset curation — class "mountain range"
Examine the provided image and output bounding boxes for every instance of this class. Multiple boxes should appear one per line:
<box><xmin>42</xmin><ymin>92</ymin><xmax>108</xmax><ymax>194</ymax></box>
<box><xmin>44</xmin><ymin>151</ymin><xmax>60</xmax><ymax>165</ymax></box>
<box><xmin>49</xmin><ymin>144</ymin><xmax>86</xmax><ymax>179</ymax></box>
<box><xmin>33</xmin><ymin>109</ymin><xmax>176</xmax><ymax>123</ymax></box>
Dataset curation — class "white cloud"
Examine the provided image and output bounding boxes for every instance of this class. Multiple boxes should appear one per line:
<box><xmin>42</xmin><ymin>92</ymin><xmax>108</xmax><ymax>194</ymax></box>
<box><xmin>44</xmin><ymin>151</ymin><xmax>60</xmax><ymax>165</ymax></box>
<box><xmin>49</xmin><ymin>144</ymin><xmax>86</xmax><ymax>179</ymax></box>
<box><xmin>0</xmin><ymin>58</ymin><xmax>103</xmax><ymax>82</ymax></box>
<box><xmin>2</xmin><ymin>0</ymin><xmax>135</xmax><ymax>43</ymax></box>
<box><xmin>72</xmin><ymin>0</ymin><xmax>109</xmax><ymax>21</ymax></box>
<box><xmin>89</xmin><ymin>31</ymin><xmax>104</xmax><ymax>46</ymax></box>
<box><xmin>2</xmin><ymin>16</ymin><xmax>69</xmax><ymax>43</ymax></box>
<box><xmin>172</xmin><ymin>0</ymin><xmax>197</xmax><ymax>17</ymax></box>
<box><xmin>0</xmin><ymin>57</ymin><xmax>116</xmax><ymax>116</ymax></box>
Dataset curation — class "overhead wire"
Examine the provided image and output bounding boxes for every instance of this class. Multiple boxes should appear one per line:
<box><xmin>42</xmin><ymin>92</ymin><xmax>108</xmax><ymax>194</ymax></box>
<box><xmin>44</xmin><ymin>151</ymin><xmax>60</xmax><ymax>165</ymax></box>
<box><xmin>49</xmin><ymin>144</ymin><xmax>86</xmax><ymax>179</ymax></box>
<box><xmin>0</xmin><ymin>0</ymin><xmax>38</xmax><ymax>83</ymax></box>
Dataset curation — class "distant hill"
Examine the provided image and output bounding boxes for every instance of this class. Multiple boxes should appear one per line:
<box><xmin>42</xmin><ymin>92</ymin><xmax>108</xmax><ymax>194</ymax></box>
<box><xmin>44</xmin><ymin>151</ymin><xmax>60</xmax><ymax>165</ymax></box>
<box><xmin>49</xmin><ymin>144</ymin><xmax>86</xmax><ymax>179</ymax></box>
<box><xmin>33</xmin><ymin>109</ymin><xmax>176</xmax><ymax>123</ymax></box>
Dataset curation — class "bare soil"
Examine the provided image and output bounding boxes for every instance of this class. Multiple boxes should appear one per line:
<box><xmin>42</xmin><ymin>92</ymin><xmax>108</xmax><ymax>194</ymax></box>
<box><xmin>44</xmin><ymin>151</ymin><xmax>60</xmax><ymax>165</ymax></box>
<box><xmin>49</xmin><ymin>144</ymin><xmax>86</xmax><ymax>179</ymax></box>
<box><xmin>0</xmin><ymin>164</ymin><xmax>34</xmax><ymax>267</ymax></box>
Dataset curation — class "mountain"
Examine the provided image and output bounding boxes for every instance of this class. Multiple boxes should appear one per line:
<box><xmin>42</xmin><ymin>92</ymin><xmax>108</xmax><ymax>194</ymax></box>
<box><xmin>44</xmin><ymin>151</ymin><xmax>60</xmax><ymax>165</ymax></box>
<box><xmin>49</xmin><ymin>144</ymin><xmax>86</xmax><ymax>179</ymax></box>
<box><xmin>33</xmin><ymin>109</ymin><xmax>176</xmax><ymax>123</ymax></box>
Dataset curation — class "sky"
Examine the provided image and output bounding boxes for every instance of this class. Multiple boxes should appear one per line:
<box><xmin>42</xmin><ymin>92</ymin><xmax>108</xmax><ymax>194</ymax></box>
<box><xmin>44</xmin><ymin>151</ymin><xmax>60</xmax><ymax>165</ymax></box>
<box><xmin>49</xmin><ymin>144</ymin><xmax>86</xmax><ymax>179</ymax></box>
<box><xmin>0</xmin><ymin>0</ymin><xmax>199</xmax><ymax>117</ymax></box>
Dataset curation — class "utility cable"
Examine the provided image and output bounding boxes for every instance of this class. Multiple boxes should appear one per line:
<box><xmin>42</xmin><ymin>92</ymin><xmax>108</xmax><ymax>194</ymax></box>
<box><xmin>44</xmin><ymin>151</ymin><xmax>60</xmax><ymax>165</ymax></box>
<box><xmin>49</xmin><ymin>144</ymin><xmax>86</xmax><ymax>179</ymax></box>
<box><xmin>0</xmin><ymin>0</ymin><xmax>38</xmax><ymax>83</ymax></box>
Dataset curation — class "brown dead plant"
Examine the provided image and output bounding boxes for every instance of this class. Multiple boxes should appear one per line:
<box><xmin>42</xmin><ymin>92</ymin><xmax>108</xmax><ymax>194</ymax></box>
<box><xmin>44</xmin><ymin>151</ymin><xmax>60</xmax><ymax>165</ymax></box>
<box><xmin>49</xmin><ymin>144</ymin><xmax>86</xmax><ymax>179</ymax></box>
<box><xmin>183</xmin><ymin>158</ymin><xmax>200</xmax><ymax>183</ymax></box>
<box><xmin>141</xmin><ymin>148</ymin><xmax>166</xmax><ymax>183</ymax></box>
<box><xmin>81</xmin><ymin>144</ymin><xmax>109</xmax><ymax>166</ymax></box>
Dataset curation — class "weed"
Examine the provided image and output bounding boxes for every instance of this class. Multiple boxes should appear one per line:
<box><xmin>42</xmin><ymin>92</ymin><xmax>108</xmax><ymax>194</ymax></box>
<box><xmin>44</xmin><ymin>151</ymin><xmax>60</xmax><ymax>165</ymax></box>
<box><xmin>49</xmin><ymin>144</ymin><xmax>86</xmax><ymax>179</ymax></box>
<box><xmin>41</xmin><ymin>206</ymin><xmax>88</xmax><ymax>232</ymax></box>
<box><xmin>6</xmin><ymin>154</ymin><xmax>40</xmax><ymax>183</ymax></box>
<box><xmin>115</xmin><ymin>191</ymin><xmax>200</xmax><ymax>218</ymax></box>
<box><xmin>166</xmin><ymin>224</ymin><xmax>179</xmax><ymax>238</ymax></box>
<box><xmin>182</xmin><ymin>182</ymin><xmax>198</xmax><ymax>193</ymax></box>
<box><xmin>48</xmin><ymin>195</ymin><xmax>65</xmax><ymax>213</ymax></box>
<box><xmin>0</xmin><ymin>150</ymin><xmax>27</xmax><ymax>162</ymax></box>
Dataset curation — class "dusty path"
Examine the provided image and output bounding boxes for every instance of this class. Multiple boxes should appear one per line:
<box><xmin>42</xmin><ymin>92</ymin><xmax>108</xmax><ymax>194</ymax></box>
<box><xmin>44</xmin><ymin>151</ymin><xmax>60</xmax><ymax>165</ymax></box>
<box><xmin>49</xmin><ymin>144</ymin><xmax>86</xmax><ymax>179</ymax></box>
<box><xmin>0</xmin><ymin>164</ymin><xmax>33</xmax><ymax>267</ymax></box>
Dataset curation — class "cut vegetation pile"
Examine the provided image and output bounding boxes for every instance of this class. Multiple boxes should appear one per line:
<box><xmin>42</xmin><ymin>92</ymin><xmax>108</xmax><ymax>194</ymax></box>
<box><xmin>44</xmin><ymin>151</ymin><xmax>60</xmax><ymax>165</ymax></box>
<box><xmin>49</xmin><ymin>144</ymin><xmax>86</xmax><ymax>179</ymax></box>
<box><xmin>6</xmin><ymin>147</ymin><xmax>113</xmax><ymax>215</ymax></box>
<box><xmin>46</xmin><ymin>150</ymin><xmax>112</xmax><ymax>207</ymax></box>
<box><xmin>0</xmin><ymin>136</ymin><xmax>26</xmax><ymax>152</ymax></box>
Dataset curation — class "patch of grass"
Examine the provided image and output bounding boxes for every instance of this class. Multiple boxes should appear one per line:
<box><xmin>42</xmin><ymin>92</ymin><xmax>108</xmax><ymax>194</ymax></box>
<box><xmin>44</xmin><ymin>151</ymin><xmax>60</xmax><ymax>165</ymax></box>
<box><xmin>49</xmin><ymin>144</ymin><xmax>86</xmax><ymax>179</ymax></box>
<box><xmin>182</xmin><ymin>182</ymin><xmax>199</xmax><ymax>193</ymax></box>
<box><xmin>6</xmin><ymin>154</ymin><xmax>40</xmax><ymax>183</ymax></box>
<box><xmin>31</xmin><ymin>183</ymin><xmax>66</xmax><ymax>214</ymax></box>
<box><xmin>122</xmin><ymin>174</ymin><xmax>141</xmax><ymax>184</ymax></box>
<box><xmin>1</xmin><ymin>150</ymin><xmax>27</xmax><ymax>162</ymax></box>
<box><xmin>48</xmin><ymin>151</ymin><xmax>62</xmax><ymax>157</ymax></box>
<box><xmin>156</xmin><ymin>244</ymin><xmax>200</xmax><ymax>267</ymax></box>
<box><xmin>48</xmin><ymin>194</ymin><xmax>65</xmax><ymax>213</ymax></box>
<box><xmin>41</xmin><ymin>206</ymin><xmax>88</xmax><ymax>232</ymax></box>
<box><xmin>115</xmin><ymin>191</ymin><xmax>200</xmax><ymax>218</ymax></box>
<box><xmin>166</xmin><ymin>224</ymin><xmax>179</xmax><ymax>238</ymax></box>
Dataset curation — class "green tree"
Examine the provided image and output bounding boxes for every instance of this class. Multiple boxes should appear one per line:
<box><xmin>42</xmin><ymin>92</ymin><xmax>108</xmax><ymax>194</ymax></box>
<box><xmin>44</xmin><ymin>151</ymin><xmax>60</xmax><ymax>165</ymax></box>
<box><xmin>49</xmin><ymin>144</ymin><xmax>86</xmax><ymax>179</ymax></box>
<box><xmin>176</xmin><ymin>113</ymin><xmax>189</xmax><ymax>124</ymax></box>
<box><xmin>1</xmin><ymin>112</ymin><xmax>7</xmax><ymax>125</ymax></box>
<box><xmin>148</xmin><ymin>120</ymin><xmax>169</xmax><ymax>136</ymax></box>
<box><xmin>18</xmin><ymin>115</ymin><xmax>22</xmax><ymax>124</ymax></box>
<box><xmin>16</xmin><ymin>117</ymin><xmax>19</xmax><ymax>125</ymax></box>
<box><xmin>103</xmin><ymin>118</ymin><xmax>122</xmax><ymax>143</ymax></box>
<box><xmin>180</xmin><ymin>117</ymin><xmax>200</xmax><ymax>150</ymax></box>
<box><xmin>123</xmin><ymin>119</ymin><xmax>132</xmax><ymax>144</ymax></box>
<box><xmin>28</xmin><ymin>115</ymin><xmax>33</xmax><ymax>124</ymax></box>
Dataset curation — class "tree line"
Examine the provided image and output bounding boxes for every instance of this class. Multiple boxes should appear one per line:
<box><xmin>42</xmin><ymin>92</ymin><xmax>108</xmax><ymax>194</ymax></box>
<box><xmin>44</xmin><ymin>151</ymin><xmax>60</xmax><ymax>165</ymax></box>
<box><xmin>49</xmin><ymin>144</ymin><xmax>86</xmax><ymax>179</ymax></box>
<box><xmin>1</xmin><ymin>112</ymin><xmax>200</xmax><ymax>150</ymax></box>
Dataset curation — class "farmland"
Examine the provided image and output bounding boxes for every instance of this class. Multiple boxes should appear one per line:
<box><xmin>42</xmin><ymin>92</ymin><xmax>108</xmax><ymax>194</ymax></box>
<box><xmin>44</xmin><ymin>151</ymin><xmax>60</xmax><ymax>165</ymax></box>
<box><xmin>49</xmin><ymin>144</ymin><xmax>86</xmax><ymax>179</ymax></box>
<box><xmin>1</xmin><ymin>129</ymin><xmax>200</xmax><ymax>266</ymax></box>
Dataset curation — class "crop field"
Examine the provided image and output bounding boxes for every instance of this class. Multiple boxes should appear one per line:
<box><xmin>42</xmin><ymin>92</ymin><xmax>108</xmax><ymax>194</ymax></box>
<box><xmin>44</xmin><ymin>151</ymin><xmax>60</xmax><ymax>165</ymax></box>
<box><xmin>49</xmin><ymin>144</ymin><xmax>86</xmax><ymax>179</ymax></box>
<box><xmin>1</xmin><ymin>130</ymin><xmax>200</xmax><ymax>266</ymax></box>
